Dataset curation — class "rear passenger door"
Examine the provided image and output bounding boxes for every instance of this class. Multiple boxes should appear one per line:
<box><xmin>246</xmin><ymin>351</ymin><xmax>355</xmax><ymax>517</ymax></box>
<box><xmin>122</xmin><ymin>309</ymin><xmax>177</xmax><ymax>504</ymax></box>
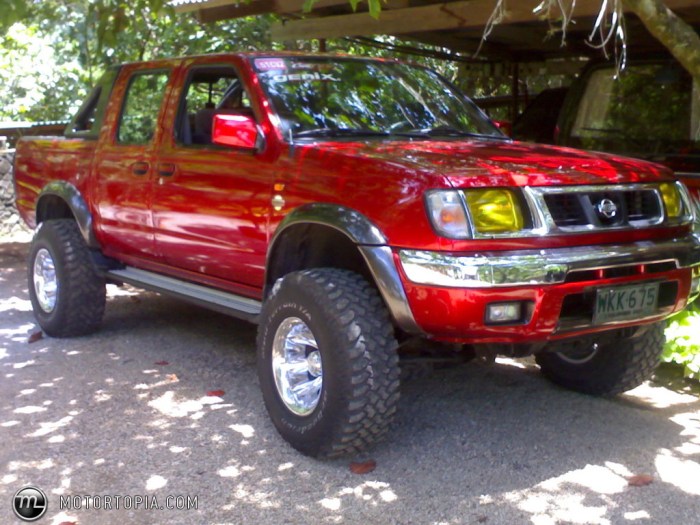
<box><xmin>94</xmin><ymin>65</ymin><xmax>173</xmax><ymax>263</ymax></box>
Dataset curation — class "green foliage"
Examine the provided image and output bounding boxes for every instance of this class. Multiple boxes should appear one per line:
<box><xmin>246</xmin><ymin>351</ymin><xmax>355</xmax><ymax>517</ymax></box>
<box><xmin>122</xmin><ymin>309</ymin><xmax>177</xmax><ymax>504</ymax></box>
<box><xmin>0</xmin><ymin>1</ymin><xmax>277</xmax><ymax>122</ymax></box>
<box><xmin>0</xmin><ymin>0</ymin><xmax>28</xmax><ymax>35</ymax></box>
<box><xmin>0</xmin><ymin>23</ymin><xmax>88</xmax><ymax>121</ymax></box>
<box><xmin>663</xmin><ymin>303</ymin><xmax>700</xmax><ymax>381</ymax></box>
<box><xmin>0</xmin><ymin>0</ymin><xmax>462</xmax><ymax>123</ymax></box>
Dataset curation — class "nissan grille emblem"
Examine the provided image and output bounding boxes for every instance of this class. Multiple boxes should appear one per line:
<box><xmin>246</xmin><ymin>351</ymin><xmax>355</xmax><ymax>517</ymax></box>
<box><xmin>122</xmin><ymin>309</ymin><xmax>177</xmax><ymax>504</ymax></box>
<box><xmin>596</xmin><ymin>198</ymin><xmax>618</xmax><ymax>220</ymax></box>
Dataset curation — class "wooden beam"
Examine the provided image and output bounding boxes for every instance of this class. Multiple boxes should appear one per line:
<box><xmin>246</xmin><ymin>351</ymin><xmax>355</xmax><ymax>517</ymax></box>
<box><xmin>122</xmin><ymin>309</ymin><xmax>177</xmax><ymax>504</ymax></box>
<box><xmin>184</xmin><ymin>0</ymin><xmax>350</xmax><ymax>23</ymax></box>
<box><xmin>270</xmin><ymin>0</ymin><xmax>700</xmax><ymax>41</ymax></box>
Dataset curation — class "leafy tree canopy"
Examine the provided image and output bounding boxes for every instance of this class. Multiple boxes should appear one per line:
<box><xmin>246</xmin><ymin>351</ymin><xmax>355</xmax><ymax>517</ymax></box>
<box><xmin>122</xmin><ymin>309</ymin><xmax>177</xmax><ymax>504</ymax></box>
<box><xmin>0</xmin><ymin>1</ymin><xmax>278</xmax><ymax>121</ymax></box>
<box><xmin>0</xmin><ymin>1</ymin><xmax>459</xmax><ymax>122</ymax></box>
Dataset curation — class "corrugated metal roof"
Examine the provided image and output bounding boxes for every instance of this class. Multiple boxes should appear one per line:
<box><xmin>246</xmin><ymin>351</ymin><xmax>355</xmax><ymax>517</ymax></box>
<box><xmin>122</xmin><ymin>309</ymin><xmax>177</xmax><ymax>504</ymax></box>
<box><xmin>0</xmin><ymin>120</ymin><xmax>68</xmax><ymax>130</ymax></box>
<box><xmin>170</xmin><ymin>0</ymin><xmax>240</xmax><ymax>11</ymax></box>
<box><xmin>170</xmin><ymin>0</ymin><xmax>209</xmax><ymax>6</ymax></box>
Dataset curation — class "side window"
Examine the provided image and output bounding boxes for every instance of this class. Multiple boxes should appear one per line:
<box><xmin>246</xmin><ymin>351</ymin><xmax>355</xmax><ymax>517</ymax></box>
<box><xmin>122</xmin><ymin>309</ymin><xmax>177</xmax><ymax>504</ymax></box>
<box><xmin>176</xmin><ymin>66</ymin><xmax>253</xmax><ymax>146</ymax></box>
<box><xmin>117</xmin><ymin>71</ymin><xmax>170</xmax><ymax>145</ymax></box>
<box><xmin>72</xmin><ymin>86</ymin><xmax>101</xmax><ymax>133</ymax></box>
<box><xmin>66</xmin><ymin>68</ymin><xmax>119</xmax><ymax>139</ymax></box>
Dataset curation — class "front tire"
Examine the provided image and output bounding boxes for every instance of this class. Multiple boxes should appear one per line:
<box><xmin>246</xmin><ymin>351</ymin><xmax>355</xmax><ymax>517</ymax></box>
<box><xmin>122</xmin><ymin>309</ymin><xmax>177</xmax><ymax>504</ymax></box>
<box><xmin>28</xmin><ymin>219</ymin><xmax>106</xmax><ymax>337</ymax></box>
<box><xmin>535</xmin><ymin>323</ymin><xmax>665</xmax><ymax>396</ymax></box>
<box><xmin>257</xmin><ymin>268</ymin><xmax>400</xmax><ymax>458</ymax></box>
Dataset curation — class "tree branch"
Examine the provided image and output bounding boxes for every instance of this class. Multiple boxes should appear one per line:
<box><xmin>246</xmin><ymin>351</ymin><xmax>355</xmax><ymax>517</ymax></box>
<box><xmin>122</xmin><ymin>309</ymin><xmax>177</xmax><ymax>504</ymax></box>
<box><xmin>622</xmin><ymin>0</ymin><xmax>700</xmax><ymax>83</ymax></box>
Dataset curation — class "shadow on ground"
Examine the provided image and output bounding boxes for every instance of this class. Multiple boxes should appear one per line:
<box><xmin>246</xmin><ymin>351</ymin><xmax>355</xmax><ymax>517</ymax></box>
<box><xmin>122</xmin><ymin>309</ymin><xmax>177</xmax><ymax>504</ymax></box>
<box><xmin>1</xmin><ymin>241</ymin><xmax>698</xmax><ymax>525</ymax></box>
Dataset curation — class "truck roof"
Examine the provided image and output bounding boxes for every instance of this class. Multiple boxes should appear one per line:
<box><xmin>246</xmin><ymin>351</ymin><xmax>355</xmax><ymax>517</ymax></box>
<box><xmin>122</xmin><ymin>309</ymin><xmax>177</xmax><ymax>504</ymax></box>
<box><xmin>114</xmin><ymin>51</ymin><xmax>402</xmax><ymax>68</ymax></box>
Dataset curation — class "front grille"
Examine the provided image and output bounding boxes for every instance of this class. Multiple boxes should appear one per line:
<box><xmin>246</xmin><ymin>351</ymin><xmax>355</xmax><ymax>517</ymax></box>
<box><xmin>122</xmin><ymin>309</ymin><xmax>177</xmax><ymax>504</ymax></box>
<box><xmin>544</xmin><ymin>194</ymin><xmax>588</xmax><ymax>227</ymax></box>
<box><xmin>624</xmin><ymin>190</ymin><xmax>660</xmax><ymax>222</ymax></box>
<box><xmin>544</xmin><ymin>188</ymin><xmax>662</xmax><ymax>230</ymax></box>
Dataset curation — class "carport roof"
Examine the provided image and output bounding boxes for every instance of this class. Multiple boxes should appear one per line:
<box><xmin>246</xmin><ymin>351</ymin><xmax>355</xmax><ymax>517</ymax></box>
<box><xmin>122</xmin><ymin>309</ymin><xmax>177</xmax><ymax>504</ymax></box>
<box><xmin>171</xmin><ymin>0</ymin><xmax>700</xmax><ymax>61</ymax></box>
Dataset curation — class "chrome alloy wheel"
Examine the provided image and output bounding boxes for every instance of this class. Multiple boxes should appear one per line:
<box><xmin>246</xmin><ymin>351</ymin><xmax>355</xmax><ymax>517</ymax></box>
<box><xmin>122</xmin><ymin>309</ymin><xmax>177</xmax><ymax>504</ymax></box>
<box><xmin>33</xmin><ymin>248</ymin><xmax>58</xmax><ymax>313</ymax></box>
<box><xmin>272</xmin><ymin>317</ymin><xmax>323</xmax><ymax>416</ymax></box>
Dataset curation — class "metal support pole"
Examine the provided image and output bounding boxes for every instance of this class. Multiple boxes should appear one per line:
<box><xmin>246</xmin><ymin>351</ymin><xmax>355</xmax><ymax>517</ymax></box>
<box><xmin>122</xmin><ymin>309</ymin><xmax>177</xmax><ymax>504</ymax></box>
<box><xmin>511</xmin><ymin>62</ymin><xmax>520</xmax><ymax>123</ymax></box>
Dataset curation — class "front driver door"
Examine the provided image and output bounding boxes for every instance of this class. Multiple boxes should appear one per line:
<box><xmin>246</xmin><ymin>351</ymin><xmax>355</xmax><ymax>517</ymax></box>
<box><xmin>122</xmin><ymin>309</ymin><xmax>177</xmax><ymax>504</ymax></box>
<box><xmin>151</xmin><ymin>59</ymin><xmax>271</xmax><ymax>295</ymax></box>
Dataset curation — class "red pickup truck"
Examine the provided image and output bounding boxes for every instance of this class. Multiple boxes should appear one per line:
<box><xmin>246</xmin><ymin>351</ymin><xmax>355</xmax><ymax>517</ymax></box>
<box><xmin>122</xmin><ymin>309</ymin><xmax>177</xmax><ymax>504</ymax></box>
<box><xmin>13</xmin><ymin>53</ymin><xmax>700</xmax><ymax>458</ymax></box>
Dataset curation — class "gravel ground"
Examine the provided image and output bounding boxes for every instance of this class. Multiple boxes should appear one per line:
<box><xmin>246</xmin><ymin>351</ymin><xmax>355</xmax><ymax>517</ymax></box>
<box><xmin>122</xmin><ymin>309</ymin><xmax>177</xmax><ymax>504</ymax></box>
<box><xmin>1</xmin><ymin>240</ymin><xmax>699</xmax><ymax>525</ymax></box>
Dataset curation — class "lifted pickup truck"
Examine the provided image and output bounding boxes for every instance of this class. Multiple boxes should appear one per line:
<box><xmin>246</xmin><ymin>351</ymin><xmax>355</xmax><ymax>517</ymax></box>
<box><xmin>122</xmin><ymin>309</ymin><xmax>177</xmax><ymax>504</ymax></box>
<box><xmin>14</xmin><ymin>53</ymin><xmax>700</xmax><ymax>458</ymax></box>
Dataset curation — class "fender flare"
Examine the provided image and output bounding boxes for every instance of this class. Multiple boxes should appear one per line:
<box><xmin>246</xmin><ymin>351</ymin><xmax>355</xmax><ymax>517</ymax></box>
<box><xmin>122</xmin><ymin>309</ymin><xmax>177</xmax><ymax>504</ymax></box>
<box><xmin>269</xmin><ymin>203</ymin><xmax>387</xmax><ymax>250</ymax></box>
<box><xmin>36</xmin><ymin>181</ymin><xmax>99</xmax><ymax>248</ymax></box>
<box><xmin>267</xmin><ymin>203</ymin><xmax>423</xmax><ymax>335</ymax></box>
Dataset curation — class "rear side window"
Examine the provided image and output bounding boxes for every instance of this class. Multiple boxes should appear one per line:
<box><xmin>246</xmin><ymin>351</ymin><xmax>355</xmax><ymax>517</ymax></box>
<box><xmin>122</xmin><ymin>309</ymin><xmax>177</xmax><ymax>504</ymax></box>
<box><xmin>117</xmin><ymin>71</ymin><xmax>170</xmax><ymax>145</ymax></box>
<box><xmin>66</xmin><ymin>68</ymin><xmax>118</xmax><ymax>139</ymax></box>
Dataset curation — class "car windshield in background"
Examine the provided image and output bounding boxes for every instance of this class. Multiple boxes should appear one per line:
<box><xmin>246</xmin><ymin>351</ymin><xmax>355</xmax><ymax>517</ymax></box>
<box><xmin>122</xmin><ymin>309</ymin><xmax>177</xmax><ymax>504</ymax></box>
<box><xmin>571</xmin><ymin>63</ymin><xmax>700</xmax><ymax>155</ymax></box>
<box><xmin>251</xmin><ymin>56</ymin><xmax>503</xmax><ymax>140</ymax></box>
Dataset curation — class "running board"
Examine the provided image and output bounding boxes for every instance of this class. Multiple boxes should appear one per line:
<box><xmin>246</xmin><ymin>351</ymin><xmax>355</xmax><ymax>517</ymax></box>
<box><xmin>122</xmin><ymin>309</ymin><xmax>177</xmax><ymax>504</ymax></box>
<box><xmin>107</xmin><ymin>267</ymin><xmax>262</xmax><ymax>323</ymax></box>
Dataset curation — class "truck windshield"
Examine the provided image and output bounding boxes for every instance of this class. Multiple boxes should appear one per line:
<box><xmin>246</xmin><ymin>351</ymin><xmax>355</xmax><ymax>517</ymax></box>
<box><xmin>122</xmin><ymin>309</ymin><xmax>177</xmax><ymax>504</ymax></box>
<box><xmin>570</xmin><ymin>63</ymin><xmax>700</xmax><ymax>157</ymax></box>
<box><xmin>251</xmin><ymin>56</ymin><xmax>502</xmax><ymax>139</ymax></box>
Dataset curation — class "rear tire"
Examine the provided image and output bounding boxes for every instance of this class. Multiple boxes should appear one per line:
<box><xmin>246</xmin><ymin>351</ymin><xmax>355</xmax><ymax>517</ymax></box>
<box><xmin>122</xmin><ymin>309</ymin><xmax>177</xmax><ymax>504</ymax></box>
<box><xmin>535</xmin><ymin>323</ymin><xmax>665</xmax><ymax>396</ymax></box>
<box><xmin>28</xmin><ymin>219</ymin><xmax>106</xmax><ymax>337</ymax></box>
<box><xmin>257</xmin><ymin>268</ymin><xmax>400</xmax><ymax>458</ymax></box>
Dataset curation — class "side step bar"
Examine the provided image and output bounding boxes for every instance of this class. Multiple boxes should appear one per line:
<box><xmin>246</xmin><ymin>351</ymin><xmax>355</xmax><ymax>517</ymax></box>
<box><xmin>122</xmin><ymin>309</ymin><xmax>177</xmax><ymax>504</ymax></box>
<box><xmin>107</xmin><ymin>267</ymin><xmax>262</xmax><ymax>323</ymax></box>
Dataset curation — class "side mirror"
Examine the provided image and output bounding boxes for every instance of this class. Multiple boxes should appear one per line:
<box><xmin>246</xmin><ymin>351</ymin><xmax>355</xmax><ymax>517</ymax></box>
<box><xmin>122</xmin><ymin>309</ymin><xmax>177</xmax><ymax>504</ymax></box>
<box><xmin>212</xmin><ymin>114</ymin><xmax>259</xmax><ymax>149</ymax></box>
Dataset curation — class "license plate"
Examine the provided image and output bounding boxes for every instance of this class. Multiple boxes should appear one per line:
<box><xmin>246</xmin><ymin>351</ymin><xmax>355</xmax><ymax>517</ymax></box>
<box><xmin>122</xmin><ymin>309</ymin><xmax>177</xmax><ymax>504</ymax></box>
<box><xmin>593</xmin><ymin>282</ymin><xmax>660</xmax><ymax>324</ymax></box>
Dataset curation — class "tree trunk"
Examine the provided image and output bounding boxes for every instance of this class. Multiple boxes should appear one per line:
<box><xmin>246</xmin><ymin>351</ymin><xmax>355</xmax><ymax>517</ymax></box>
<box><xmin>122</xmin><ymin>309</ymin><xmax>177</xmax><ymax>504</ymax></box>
<box><xmin>622</xmin><ymin>0</ymin><xmax>700</xmax><ymax>84</ymax></box>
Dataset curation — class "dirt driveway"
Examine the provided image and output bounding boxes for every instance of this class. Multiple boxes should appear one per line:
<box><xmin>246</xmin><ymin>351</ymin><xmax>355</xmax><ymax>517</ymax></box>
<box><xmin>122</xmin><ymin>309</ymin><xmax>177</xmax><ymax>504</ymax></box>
<box><xmin>1</xmin><ymin>240</ymin><xmax>699</xmax><ymax>525</ymax></box>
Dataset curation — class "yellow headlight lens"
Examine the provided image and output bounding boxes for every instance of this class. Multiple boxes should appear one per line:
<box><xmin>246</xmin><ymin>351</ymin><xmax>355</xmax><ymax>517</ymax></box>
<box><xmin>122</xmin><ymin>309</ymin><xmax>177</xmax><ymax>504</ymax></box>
<box><xmin>464</xmin><ymin>189</ymin><xmax>524</xmax><ymax>233</ymax></box>
<box><xmin>659</xmin><ymin>182</ymin><xmax>682</xmax><ymax>218</ymax></box>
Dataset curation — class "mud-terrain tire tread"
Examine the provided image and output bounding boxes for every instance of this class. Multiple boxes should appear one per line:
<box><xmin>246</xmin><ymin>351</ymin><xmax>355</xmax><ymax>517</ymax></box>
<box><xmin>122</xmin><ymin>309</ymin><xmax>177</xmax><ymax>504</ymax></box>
<box><xmin>535</xmin><ymin>323</ymin><xmax>665</xmax><ymax>396</ymax></box>
<box><xmin>257</xmin><ymin>268</ymin><xmax>400</xmax><ymax>458</ymax></box>
<box><xmin>28</xmin><ymin>219</ymin><xmax>105</xmax><ymax>337</ymax></box>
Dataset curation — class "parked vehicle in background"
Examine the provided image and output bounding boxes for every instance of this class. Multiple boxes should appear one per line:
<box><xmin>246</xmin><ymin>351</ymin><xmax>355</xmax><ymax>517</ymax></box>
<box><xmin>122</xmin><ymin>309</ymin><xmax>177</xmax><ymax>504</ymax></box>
<box><xmin>511</xmin><ymin>87</ymin><xmax>569</xmax><ymax>144</ymax></box>
<box><xmin>13</xmin><ymin>53</ymin><xmax>700</xmax><ymax>458</ymax></box>
<box><xmin>515</xmin><ymin>58</ymin><xmax>700</xmax><ymax>208</ymax></box>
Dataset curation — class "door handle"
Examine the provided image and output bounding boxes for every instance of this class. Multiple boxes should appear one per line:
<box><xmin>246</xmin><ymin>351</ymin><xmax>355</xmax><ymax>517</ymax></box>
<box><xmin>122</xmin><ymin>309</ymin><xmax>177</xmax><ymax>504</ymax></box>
<box><xmin>131</xmin><ymin>161</ymin><xmax>149</xmax><ymax>176</ymax></box>
<box><xmin>157</xmin><ymin>163</ymin><xmax>176</xmax><ymax>177</ymax></box>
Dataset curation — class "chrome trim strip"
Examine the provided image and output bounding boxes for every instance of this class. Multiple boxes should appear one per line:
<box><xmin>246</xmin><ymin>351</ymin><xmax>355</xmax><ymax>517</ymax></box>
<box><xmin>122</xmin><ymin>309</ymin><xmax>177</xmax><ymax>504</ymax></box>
<box><xmin>532</xmin><ymin>183</ymin><xmax>660</xmax><ymax>194</ymax></box>
<box><xmin>108</xmin><ymin>267</ymin><xmax>262</xmax><ymax>321</ymax></box>
<box><xmin>399</xmin><ymin>236</ymin><xmax>700</xmax><ymax>288</ymax></box>
<box><xmin>676</xmin><ymin>181</ymin><xmax>697</xmax><ymax>222</ymax></box>
<box><xmin>359</xmin><ymin>246</ymin><xmax>424</xmax><ymax>335</ymax></box>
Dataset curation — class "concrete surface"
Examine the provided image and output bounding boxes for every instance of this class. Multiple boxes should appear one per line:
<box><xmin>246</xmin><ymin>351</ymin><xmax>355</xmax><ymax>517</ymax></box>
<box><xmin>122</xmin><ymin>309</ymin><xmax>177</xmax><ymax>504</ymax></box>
<box><xmin>1</xmin><ymin>241</ymin><xmax>699</xmax><ymax>525</ymax></box>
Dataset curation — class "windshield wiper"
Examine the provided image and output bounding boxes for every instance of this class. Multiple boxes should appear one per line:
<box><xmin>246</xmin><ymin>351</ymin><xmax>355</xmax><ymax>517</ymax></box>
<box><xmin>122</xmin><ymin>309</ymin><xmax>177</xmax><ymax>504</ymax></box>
<box><xmin>392</xmin><ymin>126</ymin><xmax>507</xmax><ymax>140</ymax></box>
<box><xmin>294</xmin><ymin>128</ymin><xmax>390</xmax><ymax>138</ymax></box>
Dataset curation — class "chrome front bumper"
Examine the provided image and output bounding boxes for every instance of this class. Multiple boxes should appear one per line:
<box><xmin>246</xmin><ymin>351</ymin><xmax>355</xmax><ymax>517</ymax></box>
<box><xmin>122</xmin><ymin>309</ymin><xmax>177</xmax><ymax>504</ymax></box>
<box><xmin>399</xmin><ymin>237</ymin><xmax>700</xmax><ymax>288</ymax></box>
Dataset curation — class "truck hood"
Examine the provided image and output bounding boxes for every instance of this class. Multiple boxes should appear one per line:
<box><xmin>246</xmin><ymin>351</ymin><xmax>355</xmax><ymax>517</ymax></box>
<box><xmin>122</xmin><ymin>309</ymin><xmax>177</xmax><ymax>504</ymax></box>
<box><xmin>299</xmin><ymin>138</ymin><xmax>674</xmax><ymax>187</ymax></box>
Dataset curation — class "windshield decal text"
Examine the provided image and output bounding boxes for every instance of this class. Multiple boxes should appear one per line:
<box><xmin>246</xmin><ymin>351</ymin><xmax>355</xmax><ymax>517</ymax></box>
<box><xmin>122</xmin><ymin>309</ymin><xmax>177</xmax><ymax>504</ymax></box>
<box><xmin>268</xmin><ymin>72</ymin><xmax>339</xmax><ymax>83</ymax></box>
